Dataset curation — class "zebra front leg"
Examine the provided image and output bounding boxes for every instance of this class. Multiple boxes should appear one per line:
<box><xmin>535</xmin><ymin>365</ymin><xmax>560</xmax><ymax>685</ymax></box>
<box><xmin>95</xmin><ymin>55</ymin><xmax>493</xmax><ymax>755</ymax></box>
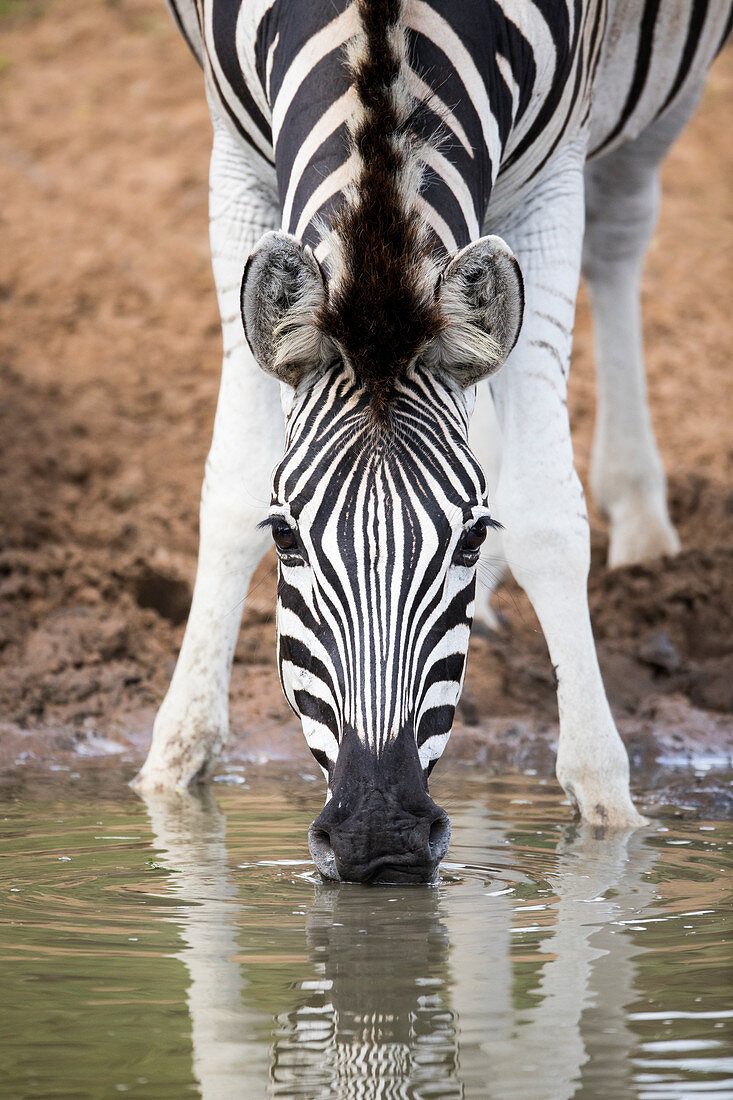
<box><xmin>583</xmin><ymin>151</ymin><xmax>679</xmax><ymax>567</ymax></box>
<box><xmin>134</xmin><ymin>122</ymin><xmax>282</xmax><ymax>792</ymax></box>
<box><xmin>491</xmin><ymin>153</ymin><xmax>646</xmax><ymax>827</ymax></box>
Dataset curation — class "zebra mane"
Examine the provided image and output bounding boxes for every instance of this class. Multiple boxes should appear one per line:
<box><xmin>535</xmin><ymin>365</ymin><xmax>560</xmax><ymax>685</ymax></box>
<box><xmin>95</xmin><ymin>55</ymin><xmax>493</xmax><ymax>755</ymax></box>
<box><xmin>316</xmin><ymin>0</ymin><xmax>445</xmax><ymax>422</ymax></box>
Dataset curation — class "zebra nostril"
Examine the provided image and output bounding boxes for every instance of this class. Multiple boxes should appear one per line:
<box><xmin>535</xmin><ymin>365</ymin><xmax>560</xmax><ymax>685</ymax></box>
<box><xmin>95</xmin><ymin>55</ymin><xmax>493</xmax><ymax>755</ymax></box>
<box><xmin>429</xmin><ymin>814</ymin><xmax>451</xmax><ymax>862</ymax></box>
<box><xmin>308</xmin><ymin>823</ymin><xmax>340</xmax><ymax>881</ymax></box>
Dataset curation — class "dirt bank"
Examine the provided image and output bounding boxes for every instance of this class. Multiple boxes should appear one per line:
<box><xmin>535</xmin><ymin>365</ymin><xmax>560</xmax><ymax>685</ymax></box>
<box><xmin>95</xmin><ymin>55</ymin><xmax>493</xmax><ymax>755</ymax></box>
<box><xmin>0</xmin><ymin>1</ymin><xmax>731</xmax><ymax>783</ymax></box>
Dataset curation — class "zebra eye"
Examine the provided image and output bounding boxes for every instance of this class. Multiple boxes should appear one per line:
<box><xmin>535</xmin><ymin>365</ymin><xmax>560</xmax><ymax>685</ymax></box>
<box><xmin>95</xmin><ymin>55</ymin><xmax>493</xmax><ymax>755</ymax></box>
<box><xmin>272</xmin><ymin>521</ymin><xmax>296</xmax><ymax>552</ymax></box>
<box><xmin>464</xmin><ymin>522</ymin><xmax>488</xmax><ymax>552</ymax></box>
<box><xmin>453</xmin><ymin>520</ymin><xmax>488</xmax><ymax>566</ymax></box>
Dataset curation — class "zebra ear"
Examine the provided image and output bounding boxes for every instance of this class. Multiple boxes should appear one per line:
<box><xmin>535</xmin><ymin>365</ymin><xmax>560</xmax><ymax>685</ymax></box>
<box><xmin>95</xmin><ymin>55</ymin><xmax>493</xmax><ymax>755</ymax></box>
<box><xmin>433</xmin><ymin>235</ymin><xmax>524</xmax><ymax>387</ymax></box>
<box><xmin>241</xmin><ymin>231</ymin><xmax>330</xmax><ymax>387</ymax></box>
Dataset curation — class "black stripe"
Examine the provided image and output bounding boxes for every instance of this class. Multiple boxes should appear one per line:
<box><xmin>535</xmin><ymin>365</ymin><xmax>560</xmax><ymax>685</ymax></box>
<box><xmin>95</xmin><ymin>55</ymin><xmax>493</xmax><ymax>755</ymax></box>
<box><xmin>273</xmin><ymin>47</ymin><xmax>352</xmax><ymax>227</ymax></box>
<box><xmin>309</xmin><ymin>747</ymin><xmax>331</xmax><ymax>773</ymax></box>
<box><xmin>421</xmin><ymin>163</ymin><xmax>472</xmax><ymax>251</ymax></box>
<box><xmin>411</xmin><ymin>582</ymin><xmax>474</xmax><ymax>702</ymax></box>
<box><xmin>656</xmin><ymin>0</ymin><xmax>710</xmax><ymax>119</ymax></box>
<box><xmin>418</xmin><ymin>652</ymin><xmax>466</xmax><ymax>711</ymax></box>
<box><xmin>492</xmin><ymin>9</ymin><xmax>536</xmax><ymax>123</ymax></box>
<box><xmin>293</xmin><ymin>690</ymin><xmax>341</xmax><ymax>741</ymax></box>
<box><xmin>279</xmin><ymin>635</ymin><xmax>338</xmax><ymax>703</ymax></box>
<box><xmin>416</xmin><ymin>705</ymin><xmax>455</xmax><ymax>747</ymax></box>
<box><xmin>590</xmin><ymin>0</ymin><xmax>662</xmax><ymax>158</ymax></box>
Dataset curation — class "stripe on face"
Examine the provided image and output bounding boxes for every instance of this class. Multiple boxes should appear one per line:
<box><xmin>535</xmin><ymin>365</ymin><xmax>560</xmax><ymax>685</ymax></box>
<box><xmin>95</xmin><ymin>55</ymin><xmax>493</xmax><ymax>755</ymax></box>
<box><xmin>270</xmin><ymin>362</ymin><xmax>488</xmax><ymax>773</ymax></box>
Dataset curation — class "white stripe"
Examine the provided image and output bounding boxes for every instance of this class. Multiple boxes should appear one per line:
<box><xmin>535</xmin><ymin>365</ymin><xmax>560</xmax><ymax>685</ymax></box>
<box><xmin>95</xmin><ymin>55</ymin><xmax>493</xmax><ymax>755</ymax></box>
<box><xmin>301</xmin><ymin>717</ymin><xmax>340</xmax><ymax>764</ymax></box>
<box><xmin>420</xmin><ymin>680</ymin><xmax>461</xmax><ymax>715</ymax></box>
<box><xmin>281</xmin><ymin>90</ymin><xmax>356</xmax><ymax>232</ymax></box>
<box><xmin>418</xmin><ymin>731</ymin><xmax>451</xmax><ymax>769</ymax></box>
<box><xmin>314</xmin><ymin>239</ymin><xmax>330</xmax><ymax>265</ymax></box>
<box><xmin>235</xmin><ymin>1</ymin><xmax>272</xmax><ymax>122</ymax></box>
<box><xmin>415</xmin><ymin>195</ymin><xmax>458</xmax><ymax>253</ymax></box>
<box><xmin>496</xmin><ymin>52</ymin><xmax>520</xmax><ymax>126</ymax></box>
<box><xmin>281</xmin><ymin>661</ymin><xmax>337</xmax><ymax>709</ymax></box>
<box><xmin>265</xmin><ymin>31</ymin><xmax>279</xmax><ymax>104</ymax></box>
<box><xmin>294</xmin><ymin>156</ymin><xmax>356</xmax><ymax>239</ymax></box>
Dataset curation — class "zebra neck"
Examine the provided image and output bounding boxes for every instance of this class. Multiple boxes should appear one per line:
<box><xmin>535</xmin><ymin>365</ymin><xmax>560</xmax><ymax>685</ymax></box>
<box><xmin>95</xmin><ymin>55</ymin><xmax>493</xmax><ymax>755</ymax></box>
<box><xmin>263</xmin><ymin>1</ymin><xmax>506</xmax><ymax>256</ymax></box>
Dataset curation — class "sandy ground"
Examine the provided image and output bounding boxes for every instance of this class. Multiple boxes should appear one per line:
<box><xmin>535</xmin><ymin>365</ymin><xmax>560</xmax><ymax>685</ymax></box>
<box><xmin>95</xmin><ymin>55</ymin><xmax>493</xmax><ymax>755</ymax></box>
<box><xmin>0</xmin><ymin>1</ymin><xmax>731</xmax><ymax>788</ymax></box>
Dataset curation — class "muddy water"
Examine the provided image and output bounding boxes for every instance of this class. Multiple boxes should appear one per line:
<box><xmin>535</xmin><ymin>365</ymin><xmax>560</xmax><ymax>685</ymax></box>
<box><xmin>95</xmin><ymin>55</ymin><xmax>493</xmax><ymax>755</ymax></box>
<box><xmin>1</xmin><ymin>766</ymin><xmax>732</xmax><ymax>1099</ymax></box>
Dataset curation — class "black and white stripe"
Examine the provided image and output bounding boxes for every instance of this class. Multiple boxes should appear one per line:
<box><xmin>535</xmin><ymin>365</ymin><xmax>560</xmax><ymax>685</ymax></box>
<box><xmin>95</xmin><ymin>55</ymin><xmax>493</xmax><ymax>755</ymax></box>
<box><xmin>589</xmin><ymin>1</ymin><xmax>733</xmax><ymax>159</ymax></box>
<box><xmin>270</xmin><ymin>363</ymin><xmax>487</xmax><ymax>776</ymax></box>
<box><xmin>170</xmin><ymin>1</ymin><xmax>731</xmax><ymax>250</ymax></box>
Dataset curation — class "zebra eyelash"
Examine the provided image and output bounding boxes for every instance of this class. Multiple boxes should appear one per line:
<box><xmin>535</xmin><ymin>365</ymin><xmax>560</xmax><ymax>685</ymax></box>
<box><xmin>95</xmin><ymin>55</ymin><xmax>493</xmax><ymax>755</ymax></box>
<box><xmin>463</xmin><ymin>508</ymin><xmax>503</xmax><ymax>532</ymax></box>
<box><xmin>258</xmin><ymin>514</ymin><xmax>290</xmax><ymax>531</ymax></box>
<box><xmin>259</xmin><ymin>509</ymin><xmax>300</xmax><ymax>534</ymax></box>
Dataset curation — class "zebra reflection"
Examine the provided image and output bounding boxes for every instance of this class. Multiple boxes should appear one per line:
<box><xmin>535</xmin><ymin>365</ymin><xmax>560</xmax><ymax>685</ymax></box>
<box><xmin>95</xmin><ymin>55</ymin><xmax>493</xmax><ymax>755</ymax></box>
<box><xmin>143</xmin><ymin>788</ymin><xmax>271</xmax><ymax>1096</ymax></box>
<box><xmin>271</xmin><ymin>884</ymin><xmax>461</xmax><ymax>1098</ymax></box>
<box><xmin>142</xmin><ymin>788</ymin><xmax>657</xmax><ymax>1100</ymax></box>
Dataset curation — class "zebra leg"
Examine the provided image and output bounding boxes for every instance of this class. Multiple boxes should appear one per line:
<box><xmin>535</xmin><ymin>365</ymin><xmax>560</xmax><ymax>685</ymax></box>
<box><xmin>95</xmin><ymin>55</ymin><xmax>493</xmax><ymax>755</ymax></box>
<box><xmin>134</xmin><ymin>121</ymin><xmax>282</xmax><ymax>792</ymax></box>
<box><xmin>583</xmin><ymin>84</ymin><xmax>708</xmax><ymax>568</ymax></box>
<box><xmin>469</xmin><ymin>381</ymin><xmax>506</xmax><ymax>632</ymax></box>
<box><xmin>583</xmin><ymin>154</ymin><xmax>677</xmax><ymax>566</ymax></box>
<box><xmin>490</xmin><ymin>149</ymin><xmax>645</xmax><ymax>827</ymax></box>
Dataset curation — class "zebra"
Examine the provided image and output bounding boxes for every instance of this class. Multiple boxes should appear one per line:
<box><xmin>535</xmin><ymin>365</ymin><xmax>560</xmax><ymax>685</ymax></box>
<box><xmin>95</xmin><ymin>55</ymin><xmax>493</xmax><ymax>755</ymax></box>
<box><xmin>134</xmin><ymin>0</ymin><xmax>732</xmax><ymax>882</ymax></box>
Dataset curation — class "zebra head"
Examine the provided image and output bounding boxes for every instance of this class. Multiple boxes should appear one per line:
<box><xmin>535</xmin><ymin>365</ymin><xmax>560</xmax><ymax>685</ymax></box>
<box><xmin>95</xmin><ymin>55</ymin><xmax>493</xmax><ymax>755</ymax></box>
<box><xmin>242</xmin><ymin>231</ymin><xmax>523</xmax><ymax>884</ymax></box>
<box><xmin>240</xmin><ymin>0</ymin><xmax>523</xmax><ymax>883</ymax></box>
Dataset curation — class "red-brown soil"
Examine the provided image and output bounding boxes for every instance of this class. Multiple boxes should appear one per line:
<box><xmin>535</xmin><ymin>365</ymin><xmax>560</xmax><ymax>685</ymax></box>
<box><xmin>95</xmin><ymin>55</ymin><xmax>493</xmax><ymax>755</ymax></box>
<box><xmin>0</xmin><ymin>1</ymin><xmax>731</xmax><ymax>781</ymax></box>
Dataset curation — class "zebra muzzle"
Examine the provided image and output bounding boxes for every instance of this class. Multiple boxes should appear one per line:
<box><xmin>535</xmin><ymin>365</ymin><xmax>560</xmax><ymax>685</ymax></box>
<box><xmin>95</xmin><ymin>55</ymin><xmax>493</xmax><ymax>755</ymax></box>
<box><xmin>307</xmin><ymin>728</ymin><xmax>451</xmax><ymax>885</ymax></box>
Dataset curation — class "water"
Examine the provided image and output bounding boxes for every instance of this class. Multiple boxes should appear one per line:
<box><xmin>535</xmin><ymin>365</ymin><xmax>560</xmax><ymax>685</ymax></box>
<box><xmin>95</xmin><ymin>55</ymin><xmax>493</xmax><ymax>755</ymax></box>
<box><xmin>1</xmin><ymin>765</ymin><xmax>731</xmax><ymax>1100</ymax></box>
